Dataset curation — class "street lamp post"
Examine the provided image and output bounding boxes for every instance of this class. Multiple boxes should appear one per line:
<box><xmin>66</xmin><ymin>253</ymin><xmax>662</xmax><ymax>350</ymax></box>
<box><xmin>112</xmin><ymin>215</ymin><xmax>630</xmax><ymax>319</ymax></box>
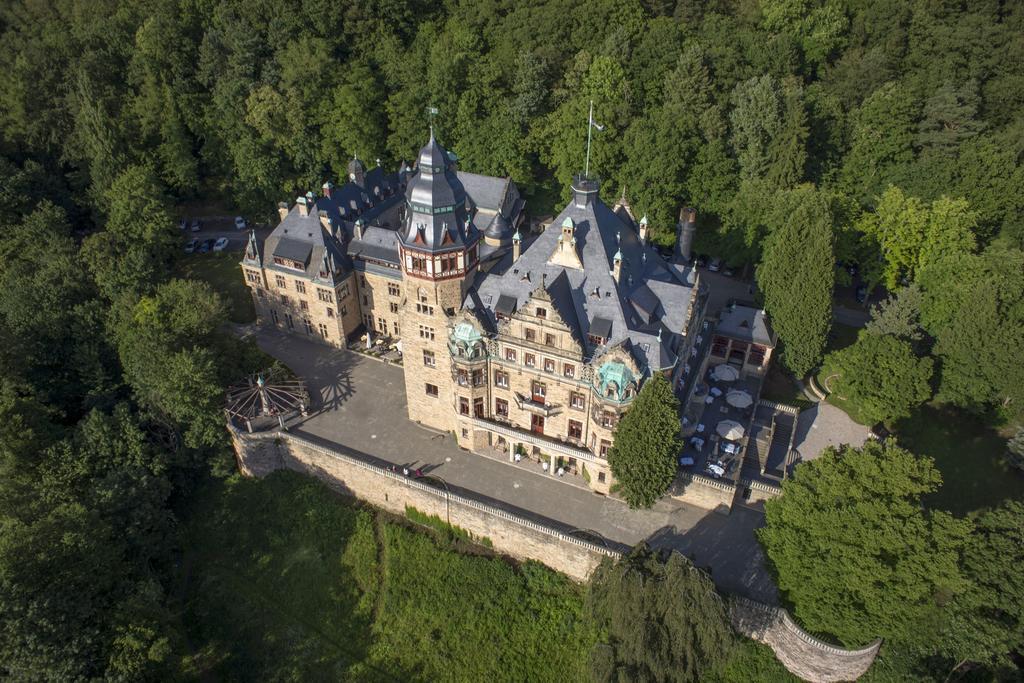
<box><xmin>422</xmin><ymin>474</ymin><xmax>451</xmax><ymax>527</ymax></box>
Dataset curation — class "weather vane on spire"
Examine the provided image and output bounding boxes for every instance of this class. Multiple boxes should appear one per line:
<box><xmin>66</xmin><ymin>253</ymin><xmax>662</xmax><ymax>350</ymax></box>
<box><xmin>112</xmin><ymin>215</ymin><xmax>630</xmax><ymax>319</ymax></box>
<box><xmin>427</xmin><ymin>105</ymin><xmax>439</xmax><ymax>137</ymax></box>
<box><xmin>585</xmin><ymin>100</ymin><xmax>606</xmax><ymax>179</ymax></box>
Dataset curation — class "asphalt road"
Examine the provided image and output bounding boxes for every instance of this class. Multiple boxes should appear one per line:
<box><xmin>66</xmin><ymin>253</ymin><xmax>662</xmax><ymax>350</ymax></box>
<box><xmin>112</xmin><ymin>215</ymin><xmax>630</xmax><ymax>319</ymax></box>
<box><xmin>237</xmin><ymin>325</ymin><xmax>779</xmax><ymax>604</ymax></box>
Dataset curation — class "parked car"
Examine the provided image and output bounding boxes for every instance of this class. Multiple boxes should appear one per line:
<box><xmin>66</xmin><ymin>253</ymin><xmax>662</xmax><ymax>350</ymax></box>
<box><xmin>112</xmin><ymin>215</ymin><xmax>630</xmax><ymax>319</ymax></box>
<box><xmin>234</xmin><ymin>216</ymin><xmax>247</xmax><ymax>230</ymax></box>
<box><xmin>178</xmin><ymin>219</ymin><xmax>187</xmax><ymax>231</ymax></box>
<box><xmin>678</xmin><ymin>455</ymin><xmax>695</xmax><ymax>467</ymax></box>
<box><xmin>694</xmin><ymin>254</ymin><xmax>707</xmax><ymax>268</ymax></box>
<box><xmin>689</xmin><ymin>436</ymin><xmax>705</xmax><ymax>451</ymax></box>
<box><xmin>190</xmin><ymin>218</ymin><xmax>201</xmax><ymax>232</ymax></box>
<box><xmin>198</xmin><ymin>238</ymin><xmax>215</xmax><ymax>253</ymax></box>
<box><xmin>213</xmin><ymin>237</ymin><xmax>230</xmax><ymax>252</ymax></box>
<box><xmin>855</xmin><ymin>284</ymin><xmax>868</xmax><ymax>303</ymax></box>
<box><xmin>708</xmin><ymin>257</ymin><xmax>722</xmax><ymax>272</ymax></box>
<box><xmin>184</xmin><ymin>238</ymin><xmax>199</xmax><ymax>254</ymax></box>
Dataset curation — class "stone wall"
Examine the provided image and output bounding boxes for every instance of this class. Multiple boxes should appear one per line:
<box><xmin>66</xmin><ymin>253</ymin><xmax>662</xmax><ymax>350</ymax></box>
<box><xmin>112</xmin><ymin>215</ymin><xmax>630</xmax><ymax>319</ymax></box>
<box><xmin>232</xmin><ymin>426</ymin><xmax>617</xmax><ymax>581</ymax></box>
<box><xmin>740</xmin><ymin>477</ymin><xmax>783</xmax><ymax>504</ymax></box>
<box><xmin>730</xmin><ymin>597</ymin><xmax>881</xmax><ymax>682</ymax></box>
<box><xmin>671</xmin><ymin>472</ymin><xmax>738</xmax><ymax>513</ymax></box>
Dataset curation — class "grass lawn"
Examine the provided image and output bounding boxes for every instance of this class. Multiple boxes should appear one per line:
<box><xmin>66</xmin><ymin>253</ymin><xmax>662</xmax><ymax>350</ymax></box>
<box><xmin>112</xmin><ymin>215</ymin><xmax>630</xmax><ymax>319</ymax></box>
<box><xmin>895</xmin><ymin>404</ymin><xmax>1024</xmax><ymax>516</ymax></box>
<box><xmin>174</xmin><ymin>250</ymin><xmax>255</xmax><ymax>324</ymax></box>
<box><xmin>176</xmin><ymin>470</ymin><xmax>799</xmax><ymax>682</ymax></box>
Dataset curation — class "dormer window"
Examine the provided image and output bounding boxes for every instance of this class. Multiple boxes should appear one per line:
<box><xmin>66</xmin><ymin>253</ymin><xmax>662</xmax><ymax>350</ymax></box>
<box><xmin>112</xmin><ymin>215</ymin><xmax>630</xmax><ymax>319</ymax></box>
<box><xmin>536</xmin><ymin>307</ymin><xmax>546</xmax><ymax>319</ymax></box>
<box><xmin>588</xmin><ymin>334</ymin><xmax>606</xmax><ymax>346</ymax></box>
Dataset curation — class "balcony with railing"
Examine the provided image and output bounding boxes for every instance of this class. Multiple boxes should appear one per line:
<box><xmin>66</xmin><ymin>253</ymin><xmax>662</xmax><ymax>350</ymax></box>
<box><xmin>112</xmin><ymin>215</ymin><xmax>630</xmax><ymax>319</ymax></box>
<box><xmin>513</xmin><ymin>393</ymin><xmax>560</xmax><ymax>417</ymax></box>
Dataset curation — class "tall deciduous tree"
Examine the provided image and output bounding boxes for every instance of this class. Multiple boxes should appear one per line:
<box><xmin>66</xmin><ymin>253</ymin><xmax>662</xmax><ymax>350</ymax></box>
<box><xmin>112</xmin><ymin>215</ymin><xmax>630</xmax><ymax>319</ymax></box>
<box><xmin>607</xmin><ymin>374</ymin><xmax>680</xmax><ymax>509</ymax></box>
<box><xmin>821</xmin><ymin>331</ymin><xmax>933</xmax><ymax>425</ymax></box>
<box><xmin>856</xmin><ymin>186</ymin><xmax>978</xmax><ymax>289</ymax></box>
<box><xmin>587</xmin><ymin>544</ymin><xmax>733</xmax><ymax>682</ymax></box>
<box><xmin>759</xmin><ymin>441</ymin><xmax>971</xmax><ymax>649</ymax></box>
<box><xmin>756</xmin><ymin>186</ymin><xmax>835</xmax><ymax>377</ymax></box>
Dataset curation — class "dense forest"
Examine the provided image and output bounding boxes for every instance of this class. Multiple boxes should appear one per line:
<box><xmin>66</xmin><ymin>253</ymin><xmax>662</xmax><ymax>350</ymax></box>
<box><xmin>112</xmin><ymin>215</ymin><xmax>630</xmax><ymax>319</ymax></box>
<box><xmin>1</xmin><ymin>0</ymin><xmax>1023</xmax><ymax>679</ymax></box>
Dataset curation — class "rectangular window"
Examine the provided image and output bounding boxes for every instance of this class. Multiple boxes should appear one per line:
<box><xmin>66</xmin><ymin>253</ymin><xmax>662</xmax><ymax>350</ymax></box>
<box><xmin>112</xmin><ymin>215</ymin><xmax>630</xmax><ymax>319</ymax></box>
<box><xmin>388</xmin><ymin>283</ymin><xmax>401</xmax><ymax>296</ymax></box>
<box><xmin>525</xmin><ymin>352</ymin><xmax>536</xmax><ymax>367</ymax></box>
<box><xmin>340</xmin><ymin>305</ymin><xmax>347</xmax><ymax>316</ymax></box>
<box><xmin>598</xmin><ymin>471</ymin><xmax>606</xmax><ymax>483</ymax></box>
<box><xmin>495</xmin><ymin>398</ymin><xmax>508</xmax><ymax>417</ymax></box>
<box><xmin>459</xmin><ymin>397</ymin><xmax>470</xmax><ymax>415</ymax></box>
<box><xmin>275</xmin><ymin>275</ymin><xmax>286</xmax><ymax>289</ymax></box>
<box><xmin>326</xmin><ymin>306</ymin><xmax>334</xmax><ymax>318</ymax></box>
<box><xmin>300</xmin><ymin>300</ymin><xmax>308</xmax><ymax>311</ymax></box>
<box><xmin>543</xmin><ymin>358</ymin><xmax>555</xmax><ymax>373</ymax></box>
<box><xmin>425</xmin><ymin>383</ymin><xmax>439</xmax><ymax>397</ymax></box>
<box><xmin>570</xmin><ymin>392</ymin><xmax>585</xmax><ymax>410</ymax></box>
<box><xmin>536</xmin><ymin>307</ymin><xmax>547</xmax><ymax>319</ymax></box>
<box><xmin>303</xmin><ymin>318</ymin><xmax>313</xmax><ymax>334</ymax></box>
<box><xmin>270</xmin><ymin>309</ymin><xmax>279</xmax><ymax>324</ymax></box>
<box><xmin>599</xmin><ymin>440</ymin><xmax>611</xmax><ymax>457</ymax></box>
<box><xmin>419</xmin><ymin>325</ymin><xmax>435</xmax><ymax>340</ymax></box>
<box><xmin>389</xmin><ymin>302</ymin><xmax>400</xmax><ymax>313</ymax></box>
<box><xmin>246</xmin><ymin>270</ymin><xmax>261</xmax><ymax>284</ymax></box>
<box><xmin>531</xmin><ymin>382</ymin><xmax>546</xmax><ymax>401</ymax></box>
<box><xmin>600</xmin><ymin>411</ymin><xmax>615</xmax><ymax>428</ymax></box>
<box><xmin>473</xmin><ymin>397</ymin><xmax>484</xmax><ymax>418</ymax></box>
<box><xmin>494</xmin><ymin>370</ymin><xmax>509</xmax><ymax>388</ymax></box>
<box><xmin>568</xmin><ymin>419</ymin><xmax>583</xmax><ymax>440</ymax></box>
<box><xmin>285</xmin><ymin>313</ymin><xmax>294</xmax><ymax>330</ymax></box>
<box><xmin>471</xmin><ymin>369</ymin><xmax>484</xmax><ymax>387</ymax></box>
<box><xmin>280</xmin><ymin>294</ymin><xmax>290</xmax><ymax>305</ymax></box>
<box><xmin>564</xmin><ymin>364</ymin><xmax>575</xmax><ymax>378</ymax></box>
<box><xmin>505</xmin><ymin>348</ymin><xmax>517</xmax><ymax>362</ymax></box>
<box><xmin>319</xmin><ymin>323</ymin><xmax>329</xmax><ymax>338</ymax></box>
<box><xmin>377</xmin><ymin>316</ymin><xmax>387</xmax><ymax>332</ymax></box>
<box><xmin>525</xmin><ymin>328</ymin><xmax>536</xmax><ymax>342</ymax></box>
<box><xmin>339</xmin><ymin>283</ymin><xmax>350</xmax><ymax>298</ymax></box>
<box><xmin>588</xmin><ymin>334</ymin><xmax>605</xmax><ymax>347</ymax></box>
<box><xmin>416</xmin><ymin>303</ymin><xmax>434</xmax><ymax>315</ymax></box>
<box><xmin>456</xmin><ymin>369</ymin><xmax>468</xmax><ymax>386</ymax></box>
<box><xmin>393</xmin><ymin>321</ymin><xmax>400</xmax><ymax>336</ymax></box>
<box><xmin>545</xmin><ymin>333</ymin><xmax>555</xmax><ymax>347</ymax></box>
<box><xmin>423</xmin><ymin>350</ymin><xmax>435</xmax><ymax>367</ymax></box>
<box><xmin>295</xmin><ymin>281</ymin><xmax>306</xmax><ymax>294</ymax></box>
<box><xmin>317</xmin><ymin>288</ymin><xmax>334</xmax><ymax>303</ymax></box>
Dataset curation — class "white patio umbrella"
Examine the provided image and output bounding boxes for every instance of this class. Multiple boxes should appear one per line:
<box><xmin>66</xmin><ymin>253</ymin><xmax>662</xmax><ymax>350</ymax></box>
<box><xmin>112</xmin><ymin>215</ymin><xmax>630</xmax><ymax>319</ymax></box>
<box><xmin>726</xmin><ymin>390</ymin><xmax>754</xmax><ymax>409</ymax></box>
<box><xmin>716</xmin><ymin>419</ymin><xmax>745</xmax><ymax>440</ymax></box>
<box><xmin>711</xmin><ymin>364</ymin><xmax>740</xmax><ymax>382</ymax></box>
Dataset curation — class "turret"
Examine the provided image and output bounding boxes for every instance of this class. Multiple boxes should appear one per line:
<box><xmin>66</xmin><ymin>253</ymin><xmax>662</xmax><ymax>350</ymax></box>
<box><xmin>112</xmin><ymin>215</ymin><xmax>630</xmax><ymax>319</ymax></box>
<box><xmin>676</xmin><ymin>207</ymin><xmax>697</xmax><ymax>263</ymax></box>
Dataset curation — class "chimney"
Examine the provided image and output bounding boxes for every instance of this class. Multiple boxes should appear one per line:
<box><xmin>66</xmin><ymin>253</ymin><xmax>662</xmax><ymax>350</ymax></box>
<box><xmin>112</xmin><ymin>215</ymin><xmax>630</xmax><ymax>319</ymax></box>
<box><xmin>639</xmin><ymin>214</ymin><xmax>649</xmax><ymax>243</ymax></box>
<box><xmin>677</xmin><ymin>207</ymin><xmax>696</xmax><ymax>263</ymax></box>
<box><xmin>354</xmin><ymin>218</ymin><xmax>364</xmax><ymax>241</ymax></box>
<box><xmin>278</xmin><ymin>202</ymin><xmax>289</xmax><ymax>222</ymax></box>
<box><xmin>297</xmin><ymin>195</ymin><xmax>310</xmax><ymax>217</ymax></box>
<box><xmin>512</xmin><ymin>229</ymin><xmax>521</xmax><ymax>261</ymax></box>
<box><xmin>322</xmin><ymin>180</ymin><xmax>333</xmax><ymax>198</ymax></box>
<box><xmin>571</xmin><ymin>174</ymin><xmax>599</xmax><ymax>209</ymax></box>
<box><xmin>611</xmin><ymin>249</ymin><xmax>623</xmax><ymax>284</ymax></box>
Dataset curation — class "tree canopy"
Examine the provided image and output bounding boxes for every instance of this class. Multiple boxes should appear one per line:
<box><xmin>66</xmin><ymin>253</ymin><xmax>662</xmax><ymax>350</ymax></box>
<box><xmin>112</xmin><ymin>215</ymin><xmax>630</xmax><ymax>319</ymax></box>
<box><xmin>607</xmin><ymin>373</ymin><xmax>681</xmax><ymax>508</ymax></box>
<box><xmin>587</xmin><ymin>544</ymin><xmax>733</xmax><ymax>683</ymax></box>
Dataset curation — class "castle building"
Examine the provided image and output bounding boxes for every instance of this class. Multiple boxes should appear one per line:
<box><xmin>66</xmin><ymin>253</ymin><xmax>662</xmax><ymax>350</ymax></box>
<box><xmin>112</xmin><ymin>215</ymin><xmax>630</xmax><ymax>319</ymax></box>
<box><xmin>241</xmin><ymin>133</ymin><xmax>706</xmax><ymax>493</ymax></box>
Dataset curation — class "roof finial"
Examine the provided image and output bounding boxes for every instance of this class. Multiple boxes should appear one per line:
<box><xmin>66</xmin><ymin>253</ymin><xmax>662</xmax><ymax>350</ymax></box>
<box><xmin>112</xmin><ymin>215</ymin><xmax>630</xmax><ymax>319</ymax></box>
<box><xmin>427</xmin><ymin>105</ymin><xmax>439</xmax><ymax>139</ymax></box>
<box><xmin>585</xmin><ymin>100</ymin><xmax>606</xmax><ymax>179</ymax></box>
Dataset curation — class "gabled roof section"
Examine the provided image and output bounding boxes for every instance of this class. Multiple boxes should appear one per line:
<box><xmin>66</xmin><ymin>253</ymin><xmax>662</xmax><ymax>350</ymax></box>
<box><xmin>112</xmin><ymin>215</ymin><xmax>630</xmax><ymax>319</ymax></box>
<box><xmin>262</xmin><ymin>201</ymin><xmax>351</xmax><ymax>284</ymax></box>
<box><xmin>466</xmin><ymin>176</ymin><xmax>696</xmax><ymax>372</ymax></box>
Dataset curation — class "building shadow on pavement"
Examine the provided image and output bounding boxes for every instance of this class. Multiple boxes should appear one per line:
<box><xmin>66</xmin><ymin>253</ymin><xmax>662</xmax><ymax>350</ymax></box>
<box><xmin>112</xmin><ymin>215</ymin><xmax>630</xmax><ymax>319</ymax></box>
<box><xmin>251</xmin><ymin>328</ymin><xmax>357</xmax><ymax>414</ymax></box>
<box><xmin>645</xmin><ymin>515</ymin><xmax>779</xmax><ymax>605</ymax></box>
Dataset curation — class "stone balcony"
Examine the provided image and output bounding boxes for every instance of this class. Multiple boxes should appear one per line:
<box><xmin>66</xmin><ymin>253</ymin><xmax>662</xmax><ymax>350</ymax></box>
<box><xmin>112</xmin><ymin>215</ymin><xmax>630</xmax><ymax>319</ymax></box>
<box><xmin>513</xmin><ymin>393</ymin><xmax>560</xmax><ymax>417</ymax></box>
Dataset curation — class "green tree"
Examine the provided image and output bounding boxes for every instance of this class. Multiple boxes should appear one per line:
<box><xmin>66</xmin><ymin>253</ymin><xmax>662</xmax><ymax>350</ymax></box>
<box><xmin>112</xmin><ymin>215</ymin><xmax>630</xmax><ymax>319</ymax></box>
<box><xmin>756</xmin><ymin>186</ymin><xmax>835</xmax><ymax>377</ymax></box>
<box><xmin>607</xmin><ymin>374</ymin><xmax>680</xmax><ymax>509</ymax></box>
<box><xmin>856</xmin><ymin>186</ymin><xmax>978</xmax><ymax>289</ymax></box>
<box><xmin>1007</xmin><ymin>428</ymin><xmax>1024</xmax><ymax>472</ymax></box>
<box><xmin>81</xmin><ymin>165</ymin><xmax>179</xmax><ymax>301</ymax></box>
<box><xmin>918</xmin><ymin>245</ymin><xmax>1024</xmax><ymax>416</ymax></box>
<box><xmin>587</xmin><ymin>544</ymin><xmax>733</xmax><ymax>682</ymax></box>
<box><xmin>729</xmin><ymin>74</ymin><xmax>807</xmax><ymax>189</ymax></box>
<box><xmin>863</xmin><ymin>284</ymin><xmax>924</xmax><ymax>343</ymax></box>
<box><xmin>821</xmin><ymin>332</ymin><xmax>933</xmax><ymax>425</ymax></box>
<box><xmin>942</xmin><ymin>500</ymin><xmax>1024</xmax><ymax>676</ymax></box>
<box><xmin>759</xmin><ymin>441</ymin><xmax>971</xmax><ymax>649</ymax></box>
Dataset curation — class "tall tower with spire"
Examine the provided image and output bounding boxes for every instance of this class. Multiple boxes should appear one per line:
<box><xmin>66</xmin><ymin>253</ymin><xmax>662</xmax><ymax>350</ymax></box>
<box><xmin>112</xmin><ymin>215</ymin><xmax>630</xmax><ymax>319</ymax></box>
<box><xmin>399</xmin><ymin>130</ymin><xmax>480</xmax><ymax>431</ymax></box>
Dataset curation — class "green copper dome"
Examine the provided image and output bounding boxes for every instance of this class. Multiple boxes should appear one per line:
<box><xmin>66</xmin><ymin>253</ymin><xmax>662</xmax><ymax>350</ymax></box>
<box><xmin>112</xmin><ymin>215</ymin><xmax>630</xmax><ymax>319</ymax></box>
<box><xmin>595</xmin><ymin>361</ymin><xmax>636</xmax><ymax>402</ymax></box>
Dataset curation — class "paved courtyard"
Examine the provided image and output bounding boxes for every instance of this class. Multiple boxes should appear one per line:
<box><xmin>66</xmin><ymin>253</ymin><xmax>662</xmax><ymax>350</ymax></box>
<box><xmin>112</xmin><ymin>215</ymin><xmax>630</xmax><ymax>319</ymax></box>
<box><xmin>239</xmin><ymin>326</ymin><xmax>778</xmax><ymax>603</ymax></box>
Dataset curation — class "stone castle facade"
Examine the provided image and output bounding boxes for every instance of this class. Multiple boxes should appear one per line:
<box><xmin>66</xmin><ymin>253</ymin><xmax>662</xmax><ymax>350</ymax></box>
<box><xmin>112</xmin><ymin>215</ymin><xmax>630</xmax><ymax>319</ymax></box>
<box><xmin>241</xmin><ymin>133</ymin><xmax>707</xmax><ymax>493</ymax></box>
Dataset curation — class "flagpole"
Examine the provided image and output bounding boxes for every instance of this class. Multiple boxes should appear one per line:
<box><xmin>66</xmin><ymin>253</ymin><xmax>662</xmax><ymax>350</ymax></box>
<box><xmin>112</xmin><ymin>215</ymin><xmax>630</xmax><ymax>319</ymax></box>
<box><xmin>585</xmin><ymin>100</ymin><xmax>593</xmax><ymax>179</ymax></box>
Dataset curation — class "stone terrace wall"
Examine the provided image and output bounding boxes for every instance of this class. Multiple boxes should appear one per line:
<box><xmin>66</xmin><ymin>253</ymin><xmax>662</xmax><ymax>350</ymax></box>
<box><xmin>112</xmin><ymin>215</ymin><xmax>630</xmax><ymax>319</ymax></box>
<box><xmin>230</xmin><ymin>427</ymin><xmax>617</xmax><ymax>581</ymax></box>
<box><xmin>229</xmin><ymin>425</ymin><xmax>880</xmax><ymax>681</ymax></box>
<box><xmin>671</xmin><ymin>471</ymin><xmax>737</xmax><ymax>513</ymax></box>
<box><xmin>730</xmin><ymin>597</ymin><xmax>881</xmax><ymax>682</ymax></box>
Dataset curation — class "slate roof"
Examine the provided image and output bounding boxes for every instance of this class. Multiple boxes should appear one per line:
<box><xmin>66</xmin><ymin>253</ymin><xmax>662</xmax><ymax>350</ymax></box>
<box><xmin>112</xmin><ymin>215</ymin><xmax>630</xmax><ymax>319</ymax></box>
<box><xmin>716</xmin><ymin>305</ymin><xmax>777</xmax><ymax>347</ymax></box>
<box><xmin>398</xmin><ymin>133</ymin><xmax>476</xmax><ymax>253</ymax></box>
<box><xmin>467</xmin><ymin>175</ymin><xmax>697</xmax><ymax>373</ymax></box>
<box><xmin>261</xmin><ymin>201</ymin><xmax>350</xmax><ymax>285</ymax></box>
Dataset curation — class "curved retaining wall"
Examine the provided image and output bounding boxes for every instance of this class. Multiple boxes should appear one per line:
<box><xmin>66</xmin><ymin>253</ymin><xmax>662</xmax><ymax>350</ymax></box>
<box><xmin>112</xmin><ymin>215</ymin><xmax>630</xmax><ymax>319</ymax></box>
<box><xmin>230</xmin><ymin>424</ymin><xmax>880</xmax><ymax>681</ymax></box>
<box><xmin>730</xmin><ymin>597</ymin><xmax>881</xmax><ymax>682</ymax></box>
